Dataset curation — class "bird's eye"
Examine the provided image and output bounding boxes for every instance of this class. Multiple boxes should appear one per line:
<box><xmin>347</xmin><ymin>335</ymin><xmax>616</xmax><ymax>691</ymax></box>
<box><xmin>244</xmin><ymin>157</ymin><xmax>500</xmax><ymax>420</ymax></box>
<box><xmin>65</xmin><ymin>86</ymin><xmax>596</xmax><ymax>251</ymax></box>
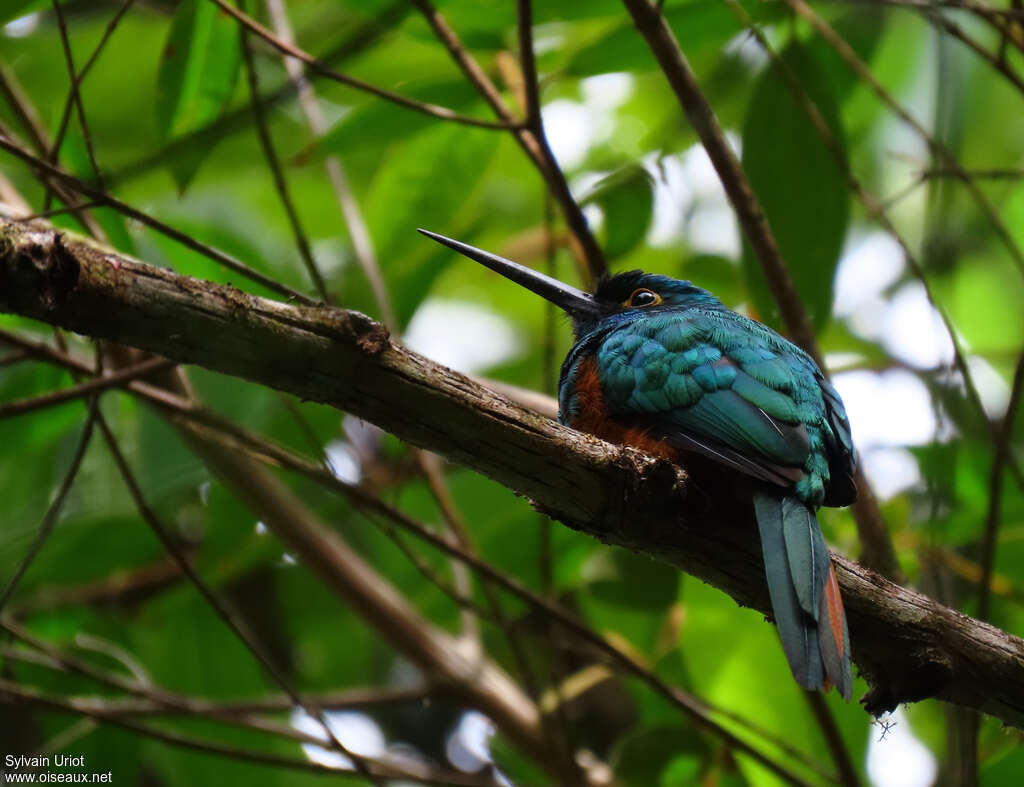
<box><xmin>625</xmin><ymin>288</ymin><xmax>662</xmax><ymax>308</ymax></box>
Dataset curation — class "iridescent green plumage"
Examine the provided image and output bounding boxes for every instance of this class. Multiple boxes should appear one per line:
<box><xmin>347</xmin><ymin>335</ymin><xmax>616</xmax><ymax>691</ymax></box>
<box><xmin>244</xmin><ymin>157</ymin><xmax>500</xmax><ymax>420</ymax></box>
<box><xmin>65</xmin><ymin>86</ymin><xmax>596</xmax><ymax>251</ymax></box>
<box><xmin>559</xmin><ymin>272</ymin><xmax>855</xmax><ymax>509</ymax></box>
<box><xmin>419</xmin><ymin>231</ymin><xmax>857</xmax><ymax>699</ymax></box>
<box><xmin>558</xmin><ymin>271</ymin><xmax>855</xmax><ymax>699</ymax></box>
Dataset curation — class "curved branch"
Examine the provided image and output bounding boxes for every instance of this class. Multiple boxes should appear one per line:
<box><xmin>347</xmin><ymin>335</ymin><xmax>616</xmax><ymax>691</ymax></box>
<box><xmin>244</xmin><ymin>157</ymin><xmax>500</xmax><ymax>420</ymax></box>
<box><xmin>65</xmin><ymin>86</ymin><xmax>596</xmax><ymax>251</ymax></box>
<box><xmin>2</xmin><ymin>217</ymin><xmax>1024</xmax><ymax>727</ymax></box>
<box><xmin>210</xmin><ymin>0</ymin><xmax>514</xmax><ymax>131</ymax></box>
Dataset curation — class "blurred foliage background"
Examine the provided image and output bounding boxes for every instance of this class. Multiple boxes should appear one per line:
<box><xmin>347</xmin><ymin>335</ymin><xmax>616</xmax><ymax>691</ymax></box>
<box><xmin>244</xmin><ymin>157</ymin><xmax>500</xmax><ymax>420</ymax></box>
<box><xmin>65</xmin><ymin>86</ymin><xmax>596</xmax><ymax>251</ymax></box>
<box><xmin>1</xmin><ymin>0</ymin><xmax>1024</xmax><ymax>785</ymax></box>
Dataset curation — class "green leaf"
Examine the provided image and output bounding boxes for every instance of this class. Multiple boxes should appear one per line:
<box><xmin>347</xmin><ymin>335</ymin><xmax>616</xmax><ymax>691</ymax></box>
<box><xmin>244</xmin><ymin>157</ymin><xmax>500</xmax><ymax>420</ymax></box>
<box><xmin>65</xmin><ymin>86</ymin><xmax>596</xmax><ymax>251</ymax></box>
<box><xmin>741</xmin><ymin>42</ymin><xmax>850</xmax><ymax>332</ymax></box>
<box><xmin>613</xmin><ymin>726</ymin><xmax>703</xmax><ymax>785</ymax></box>
<box><xmin>0</xmin><ymin>0</ymin><xmax>44</xmax><ymax>25</ymax></box>
<box><xmin>588</xmin><ymin>549</ymin><xmax>680</xmax><ymax>610</ymax></box>
<box><xmin>567</xmin><ymin>0</ymin><xmax>783</xmax><ymax>76</ymax></box>
<box><xmin>364</xmin><ymin>123</ymin><xmax>500</xmax><ymax>326</ymax></box>
<box><xmin>811</xmin><ymin>8</ymin><xmax>888</xmax><ymax>102</ymax></box>
<box><xmin>156</xmin><ymin>0</ymin><xmax>242</xmax><ymax>191</ymax></box>
<box><xmin>584</xmin><ymin>165</ymin><xmax>655</xmax><ymax>260</ymax></box>
<box><xmin>319</xmin><ymin>80</ymin><xmax>483</xmax><ymax>158</ymax></box>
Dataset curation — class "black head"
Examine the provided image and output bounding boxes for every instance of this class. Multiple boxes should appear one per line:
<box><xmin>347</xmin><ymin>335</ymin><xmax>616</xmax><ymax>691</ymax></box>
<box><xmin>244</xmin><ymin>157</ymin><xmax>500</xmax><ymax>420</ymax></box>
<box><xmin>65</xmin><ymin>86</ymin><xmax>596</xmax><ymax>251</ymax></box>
<box><xmin>418</xmin><ymin>230</ymin><xmax>723</xmax><ymax>336</ymax></box>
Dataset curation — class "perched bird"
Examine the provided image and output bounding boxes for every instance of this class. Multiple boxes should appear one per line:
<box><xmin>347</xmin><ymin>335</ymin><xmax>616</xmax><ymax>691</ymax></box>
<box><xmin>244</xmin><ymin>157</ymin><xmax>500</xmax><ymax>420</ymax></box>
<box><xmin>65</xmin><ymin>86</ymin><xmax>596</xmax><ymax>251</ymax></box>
<box><xmin>418</xmin><ymin>229</ymin><xmax>856</xmax><ymax>700</ymax></box>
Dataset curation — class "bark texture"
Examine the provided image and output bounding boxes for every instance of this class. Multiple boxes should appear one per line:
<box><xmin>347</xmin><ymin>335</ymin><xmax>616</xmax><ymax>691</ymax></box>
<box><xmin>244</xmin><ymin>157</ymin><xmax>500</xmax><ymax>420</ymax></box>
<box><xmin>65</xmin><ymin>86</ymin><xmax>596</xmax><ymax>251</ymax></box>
<box><xmin>3</xmin><ymin>216</ymin><xmax>1024</xmax><ymax>726</ymax></box>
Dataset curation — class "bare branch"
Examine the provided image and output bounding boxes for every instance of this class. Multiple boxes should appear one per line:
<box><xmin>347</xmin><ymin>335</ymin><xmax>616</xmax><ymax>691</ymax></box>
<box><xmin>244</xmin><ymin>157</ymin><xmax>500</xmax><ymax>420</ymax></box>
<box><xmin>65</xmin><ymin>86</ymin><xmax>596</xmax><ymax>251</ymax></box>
<box><xmin>0</xmin><ymin>75</ymin><xmax>106</xmax><ymax>240</ymax></box>
<box><xmin>4</xmin><ymin>219</ymin><xmax>1024</xmax><ymax>727</ymax></box>
<box><xmin>0</xmin><ymin>356</ymin><xmax>172</xmax><ymax>419</ymax></box>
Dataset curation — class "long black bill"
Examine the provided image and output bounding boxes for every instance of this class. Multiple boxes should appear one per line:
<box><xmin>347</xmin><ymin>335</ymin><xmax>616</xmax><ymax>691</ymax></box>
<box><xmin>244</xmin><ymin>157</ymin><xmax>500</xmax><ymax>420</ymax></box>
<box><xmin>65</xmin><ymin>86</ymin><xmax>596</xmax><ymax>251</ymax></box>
<box><xmin>418</xmin><ymin>229</ymin><xmax>601</xmax><ymax>320</ymax></box>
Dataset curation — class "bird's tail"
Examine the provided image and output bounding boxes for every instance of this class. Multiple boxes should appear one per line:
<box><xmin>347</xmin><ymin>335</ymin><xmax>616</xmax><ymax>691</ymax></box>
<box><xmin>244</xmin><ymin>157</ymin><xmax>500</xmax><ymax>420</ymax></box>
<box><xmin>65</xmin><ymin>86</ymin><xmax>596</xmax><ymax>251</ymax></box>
<box><xmin>752</xmin><ymin>489</ymin><xmax>852</xmax><ymax>700</ymax></box>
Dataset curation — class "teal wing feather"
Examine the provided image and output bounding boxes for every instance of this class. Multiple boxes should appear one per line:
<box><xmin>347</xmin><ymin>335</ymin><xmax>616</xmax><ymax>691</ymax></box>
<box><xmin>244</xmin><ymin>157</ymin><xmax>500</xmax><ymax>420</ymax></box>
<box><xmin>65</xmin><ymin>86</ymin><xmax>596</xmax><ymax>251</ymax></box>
<box><xmin>596</xmin><ymin>311</ymin><xmax>816</xmax><ymax>488</ymax></box>
<box><xmin>821</xmin><ymin>378</ymin><xmax>857</xmax><ymax>507</ymax></box>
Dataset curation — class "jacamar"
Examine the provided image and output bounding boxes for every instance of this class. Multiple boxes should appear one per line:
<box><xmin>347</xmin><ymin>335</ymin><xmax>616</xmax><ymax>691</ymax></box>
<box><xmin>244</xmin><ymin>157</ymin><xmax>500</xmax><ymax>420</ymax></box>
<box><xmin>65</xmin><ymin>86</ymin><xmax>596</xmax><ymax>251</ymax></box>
<box><xmin>419</xmin><ymin>229</ymin><xmax>855</xmax><ymax>700</ymax></box>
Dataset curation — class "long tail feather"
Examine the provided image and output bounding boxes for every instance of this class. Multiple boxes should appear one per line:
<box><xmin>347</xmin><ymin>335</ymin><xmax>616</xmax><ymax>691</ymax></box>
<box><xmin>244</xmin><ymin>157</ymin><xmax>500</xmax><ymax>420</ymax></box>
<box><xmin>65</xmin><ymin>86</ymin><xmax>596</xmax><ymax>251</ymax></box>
<box><xmin>781</xmin><ymin>496</ymin><xmax>828</xmax><ymax>622</ymax></box>
<box><xmin>753</xmin><ymin>490</ymin><xmax>824</xmax><ymax>691</ymax></box>
<box><xmin>817</xmin><ymin>563</ymin><xmax>853</xmax><ymax>701</ymax></box>
<box><xmin>754</xmin><ymin>489</ymin><xmax>853</xmax><ymax>697</ymax></box>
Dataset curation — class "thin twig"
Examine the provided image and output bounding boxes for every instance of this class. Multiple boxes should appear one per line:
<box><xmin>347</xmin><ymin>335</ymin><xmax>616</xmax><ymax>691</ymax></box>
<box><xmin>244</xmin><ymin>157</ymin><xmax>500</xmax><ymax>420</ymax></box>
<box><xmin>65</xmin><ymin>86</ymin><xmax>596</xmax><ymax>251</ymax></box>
<box><xmin>0</xmin><ymin>401</ymin><xmax>99</xmax><ymax>614</ymax></box>
<box><xmin>105</xmin><ymin>2</ymin><xmax>409</xmax><ymax>189</ymax></box>
<box><xmin>239</xmin><ymin>17</ymin><xmax>329</xmax><ymax>301</ymax></box>
<box><xmin>516</xmin><ymin>1</ymin><xmax>543</xmax><ymax>128</ymax></box>
<box><xmin>0</xmin><ymin>350</ymin><xmax>29</xmax><ymax>367</ymax></box>
<box><xmin>825</xmin><ymin>0</ymin><xmax>1024</xmax><ymax>27</ymax></box>
<box><xmin>787</xmin><ymin>0</ymin><xmax>1024</xmax><ymax>282</ymax></box>
<box><xmin>417</xmin><ymin>448</ymin><xmax>579</xmax><ymax>767</ymax></box>
<box><xmin>50</xmin><ymin>0</ymin><xmax>104</xmax><ymax>187</ymax></box>
<box><xmin>375</xmin><ymin>519</ymin><xmax>497</xmax><ymax>623</ymax></box>
<box><xmin>11</xmin><ymin>202</ymin><xmax>104</xmax><ymax>221</ymax></box>
<box><xmin>0</xmin><ymin>357</ymin><xmax>173</xmax><ymax>419</ymax></box>
<box><xmin>94</xmin><ymin>415</ymin><xmax>385</xmax><ymax>786</ymax></box>
<box><xmin>416</xmin><ymin>452</ymin><xmax>482</xmax><ymax>645</ymax></box>
<box><xmin>0</xmin><ymin>622</ymin><xmax>433</xmax><ymax>717</ymax></box>
<box><xmin>263</xmin><ymin>0</ymin><xmax>395</xmax><ymax>326</ymax></box>
<box><xmin>621</xmin><ymin>0</ymin><xmax>821</xmax><ymax>363</ymax></box>
<box><xmin>0</xmin><ymin>75</ymin><xmax>106</xmax><ymax>239</ymax></box>
<box><xmin>804</xmin><ymin>691</ymin><xmax>861</xmax><ymax>787</ymax></box>
<box><xmin>36</xmin><ymin>718</ymin><xmax>98</xmax><ymax>756</ymax></box>
<box><xmin>100</xmin><ymin>686</ymin><xmax>436</xmax><ymax>716</ymax></box>
<box><xmin>44</xmin><ymin>0</ymin><xmax>136</xmax><ymax>185</ymax></box>
<box><xmin>977</xmin><ymin>351</ymin><xmax>1024</xmax><ymax>621</ymax></box>
<box><xmin>538</xmin><ymin>195</ymin><xmax>558</xmax><ymax>595</ymax></box>
<box><xmin>211</xmin><ymin>0</ymin><xmax>513</xmax><ymax>131</ymax></box>
<box><xmin>0</xmin><ymin>643</ymin><xmax>349</xmax><ymax>749</ymax></box>
<box><xmin>0</xmin><ymin>680</ymin><xmax>499</xmax><ymax>786</ymax></box>
<box><xmin>514</xmin><ymin>0</ymin><xmax>605</xmax><ymax>286</ymax></box>
<box><xmin>923</xmin><ymin>166</ymin><xmax>1024</xmax><ymax>180</ymax></box>
<box><xmin>411</xmin><ymin>0</ymin><xmax>607</xmax><ymax>281</ymax></box>
<box><xmin>928</xmin><ymin>10</ymin><xmax>1024</xmax><ymax>95</ymax></box>
<box><xmin>0</xmin><ymin>134</ymin><xmax>313</xmax><ymax>304</ymax></box>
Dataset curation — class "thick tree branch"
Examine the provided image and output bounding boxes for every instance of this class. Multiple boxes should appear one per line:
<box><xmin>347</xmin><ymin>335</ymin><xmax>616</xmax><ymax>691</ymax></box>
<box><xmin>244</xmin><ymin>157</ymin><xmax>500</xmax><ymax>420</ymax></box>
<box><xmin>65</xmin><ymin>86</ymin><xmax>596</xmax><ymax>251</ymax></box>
<box><xmin>3</xmin><ymin>218</ymin><xmax>1024</xmax><ymax>727</ymax></box>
